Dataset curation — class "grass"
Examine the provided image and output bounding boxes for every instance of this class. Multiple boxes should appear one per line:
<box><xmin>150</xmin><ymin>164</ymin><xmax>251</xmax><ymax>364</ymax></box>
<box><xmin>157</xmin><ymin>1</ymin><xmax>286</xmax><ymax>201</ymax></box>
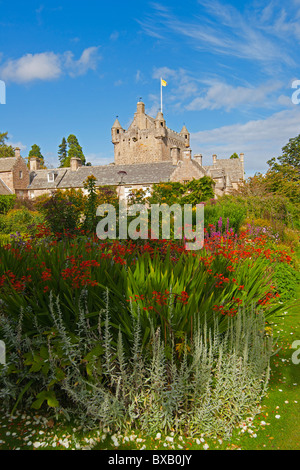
<box><xmin>0</xmin><ymin>258</ymin><xmax>299</xmax><ymax>451</ymax></box>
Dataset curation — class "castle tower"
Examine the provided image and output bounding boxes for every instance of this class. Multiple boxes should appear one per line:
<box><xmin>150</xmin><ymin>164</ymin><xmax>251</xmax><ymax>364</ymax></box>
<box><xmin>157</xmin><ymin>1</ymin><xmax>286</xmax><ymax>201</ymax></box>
<box><xmin>180</xmin><ymin>125</ymin><xmax>190</xmax><ymax>148</ymax></box>
<box><xmin>113</xmin><ymin>100</ymin><xmax>190</xmax><ymax>165</ymax></box>
<box><xmin>111</xmin><ymin>117</ymin><xmax>123</xmax><ymax>144</ymax></box>
<box><xmin>155</xmin><ymin>111</ymin><xmax>167</xmax><ymax>139</ymax></box>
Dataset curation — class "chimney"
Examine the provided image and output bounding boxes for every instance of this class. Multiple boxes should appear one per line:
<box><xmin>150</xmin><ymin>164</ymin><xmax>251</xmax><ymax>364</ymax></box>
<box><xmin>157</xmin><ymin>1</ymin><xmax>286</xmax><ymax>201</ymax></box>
<box><xmin>29</xmin><ymin>157</ymin><xmax>40</xmax><ymax>171</ymax></box>
<box><xmin>213</xmin><ymin>154</ymin><xmax>217</xmax><ymax>165</ymax></box>
<box><xmin>171</xmin><ymin>146</ymin><xmax>180</xmax><ymax>165</ymax></box>
<box><xmin>70</xmin><ymin>157</ymin><xmax>82</xmax><ymax>171</ymax></box>
<box><xmin>240</xmin><ymin>153</ymin><xmax>245</xmax><ymax>180</ymax></box>
<box><xmin>14</xmin><ymin>147</ymin><xmax>21</xmax><ymax>158</ymax></box>
<box><xmin>194</xmin><ymin>154</ymin><xmax>203</xmax><ymax>166</ymax></box>
<box><xmin>183</xmin><ymin>148</ymin><xmax>192</xmax><ymax>161</ymax></box>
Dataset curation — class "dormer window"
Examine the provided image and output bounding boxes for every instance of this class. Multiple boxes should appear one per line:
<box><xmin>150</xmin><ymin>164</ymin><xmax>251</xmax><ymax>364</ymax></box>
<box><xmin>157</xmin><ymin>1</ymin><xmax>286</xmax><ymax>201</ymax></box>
<box><xmin>47</xmin><ymin>171</ymin><xmax>56</xmax><ymax>183</ymax></box>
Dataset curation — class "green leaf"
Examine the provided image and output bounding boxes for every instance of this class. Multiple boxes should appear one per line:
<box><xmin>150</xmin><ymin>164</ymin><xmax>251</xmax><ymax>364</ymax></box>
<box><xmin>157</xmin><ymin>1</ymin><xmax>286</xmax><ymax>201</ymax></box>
<box><xmin>31</xmin><ymin>390</ymin><xmax>59</xmax><ymax>410</ymax></box>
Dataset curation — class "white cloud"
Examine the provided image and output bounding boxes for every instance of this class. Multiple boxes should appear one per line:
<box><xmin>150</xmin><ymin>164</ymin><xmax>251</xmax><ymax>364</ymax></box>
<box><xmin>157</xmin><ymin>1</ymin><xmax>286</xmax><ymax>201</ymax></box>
<box><xmin>141</xmin><ymin>1</ymin><xmax>298</xmax><ymax>69</ymax></box>
<box><xmin>0</xmin><ymin>47</ymin><xmax>101</xmax><ymax>83</ymax></box>
<box><xmin>191</xmin><ymin>107</ymin><xmax>300</xmax><ymax>175</ymax></box>
<box><xmin>1</xmin><ymin>52</ymin><xmax>62</xmax><ymax>83</ymax></box>
<box><xmin>64</xmin><ymin>46</ymin><xmax>100</xmax><ymax>77</ymax></box>
<box><xmin>186</xmin><ymin>80</ymin><xmax>283</xmax><ymax>111</ymax></box>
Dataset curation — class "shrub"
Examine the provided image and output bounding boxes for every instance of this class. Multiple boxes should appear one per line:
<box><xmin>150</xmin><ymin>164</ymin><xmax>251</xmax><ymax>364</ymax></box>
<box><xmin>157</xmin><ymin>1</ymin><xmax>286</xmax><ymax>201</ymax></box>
<box><xmin>0</xmin><ymin>195</ymin><xmax>17</xmax><ymax>215</ymax></box>
<box><xmin>0</xmin><ymin>208</ymin><xmax>44</xmax><ymax>235</ymax></box>
<box><xmin>272</xmin><ymin>262</ymin><xmax>300</xmax><ymax>302</ymax></box>
<box><xmin>38</xmin><ymin>191</ymin><xmax>83</xmax><ymax>236</ymax></box>
<box><xmin>0</xmin><ymin>294</ymin><xmax>272</xmax><ymax>438</ymax></box>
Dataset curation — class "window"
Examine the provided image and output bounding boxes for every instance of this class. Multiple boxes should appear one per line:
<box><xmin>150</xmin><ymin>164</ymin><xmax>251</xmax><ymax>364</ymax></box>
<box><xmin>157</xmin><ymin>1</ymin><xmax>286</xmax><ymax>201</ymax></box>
<box><xmin>48</xmin><ymin>172</ymin><xmax>55</xmax><ymax>183</ymax></box>
<box><xmin>19</xmin><ymin>171</ymin><xmax>23</xmax><ymax>179</ymax></box>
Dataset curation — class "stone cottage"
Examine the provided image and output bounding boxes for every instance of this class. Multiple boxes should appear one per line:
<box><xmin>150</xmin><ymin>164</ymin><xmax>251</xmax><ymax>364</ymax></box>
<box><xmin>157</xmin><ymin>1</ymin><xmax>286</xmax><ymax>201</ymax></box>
<box><xmin>0</xmin><ymin>148</ymin><xmax>30</xmax><ymax>197</ymax></box>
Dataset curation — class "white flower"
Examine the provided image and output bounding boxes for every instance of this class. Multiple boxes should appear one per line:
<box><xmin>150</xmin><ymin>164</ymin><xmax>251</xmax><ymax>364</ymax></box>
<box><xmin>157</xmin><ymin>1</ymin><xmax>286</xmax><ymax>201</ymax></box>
<box><xmin>155</xmin><ymin>433</ymin><xmax>161</xmax><ymax>440</ymax></box>
<box><xmin>33</xmin><ymin>442</ymin><xmax>41</xmax><ymax>448</ymax></box>
<box><xmin>260</xmin><ymin>421</ymin><xmax>266</xmax><ymax>426</ymax></box>
<box><xmin>203</xmin><ymin>443</ymin><xmax>209</xmax><ymax>450</ymax></box>
<box><xmin>275</xmin><ymin>415</ymin><xmax>281</xmax><ymax>419</ymax></box>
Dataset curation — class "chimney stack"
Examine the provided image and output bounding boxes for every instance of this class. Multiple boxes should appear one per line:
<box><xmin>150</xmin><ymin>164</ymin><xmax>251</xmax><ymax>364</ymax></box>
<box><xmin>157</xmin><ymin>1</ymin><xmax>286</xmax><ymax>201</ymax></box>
<box><xmin>183</xmin><ymin>148</ymin><xmax>192</xmax><ymax>161</ymax></box>
<box><xmin>213</xmin><ymin>154</ymin><xmax>217</xmax><ymax>165</ymax></box>
<box><xmin>171</xmin><ymin>147</ymin><xmax>180</xmax><ymax>165</ymax></box>
<box><xmin>70</xmin><ymin>157</ymin><xmax>82</xmax><ymax>171</ymax></box>
<box><xmin>194</xmin><ymin>154</ymin><xmax>203</xmax><ymax>166</ymax></box>
<box><xmin>29</xmin><ymin>157</ymin><xmax>40</xmax><ymax>171</ymax></box>
<box><xmin>240</xmin><ymin>153</ymin><xmax>245</xmax><ymax>180</ymax></box>
<box><xmin>14</xmin><ymin>148</ymin><xmax>21</xmax><ymax>158</ymax></box>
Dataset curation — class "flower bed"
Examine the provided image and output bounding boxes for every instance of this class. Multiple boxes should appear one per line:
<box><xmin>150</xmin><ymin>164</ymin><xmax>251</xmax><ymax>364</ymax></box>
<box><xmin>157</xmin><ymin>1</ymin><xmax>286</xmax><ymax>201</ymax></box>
<box><xmin>0</xmin><ymin>224</ymin><xmax>296</xmax><ymax>437</ymax></box>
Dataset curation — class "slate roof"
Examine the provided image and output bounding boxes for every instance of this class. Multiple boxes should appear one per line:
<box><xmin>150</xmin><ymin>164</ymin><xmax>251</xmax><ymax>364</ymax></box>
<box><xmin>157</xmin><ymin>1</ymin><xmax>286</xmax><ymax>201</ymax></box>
<box><xmin>28</xmin><ymin>162</ymin><xmax>177</xmax><ymax>190</ymax></box>
<box><xmin>0</xmin><ymin>157</ymin><xmax>17</xmax><ymax>172</ymax></box>
<box><xmin>204</xmin><ymin>158</ymin><xmax>243</xmax><ymax>182</ymax></box>
<box><xmin>0</xmin><ymin>178</ymin><xmax>13</xmax><ymax>195</ymax></box>
<box><xmin>28</xmin><ymin>168</ymin><xmax>68</xmax><ymax>190</ymax></box>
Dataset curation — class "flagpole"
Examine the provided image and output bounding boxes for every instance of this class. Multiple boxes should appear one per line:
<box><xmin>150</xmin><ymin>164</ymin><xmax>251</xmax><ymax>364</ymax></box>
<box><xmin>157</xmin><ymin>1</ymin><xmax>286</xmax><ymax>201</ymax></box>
<box><xmin>160</xmin><ymin>78</ymin><xmax>163</xmax><ymax>113</ymax></box>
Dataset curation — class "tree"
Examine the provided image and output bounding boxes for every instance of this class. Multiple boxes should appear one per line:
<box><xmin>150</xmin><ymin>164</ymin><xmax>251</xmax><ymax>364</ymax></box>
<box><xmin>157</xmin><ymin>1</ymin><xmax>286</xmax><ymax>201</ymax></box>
<box><xmin>230</xmin><ymin>152</ymin><xmax>239</xmax><ymax>159</ymax></box>
<box><xmin>58</xmin><ymin>137</ymin><xmax>67</xmax><ymax>167</ymax></box>
<box><xmin>28</xmin><ymin>144</ymin><xmax>46</xmax><ymax>168</ymax></box>
<box><xmin>265</xmin><ymin>134</ymin><xmax>300</xmax><ymax>204</ymax></box>
<box><xmin>182</xmin><ymin>176</ymin><xmax>215</xmax><ymax>204</ymax></box>
<box><xmin>0</xmin><ymin>132</ymin><xmax>15</xmax><ymax>158</ymax></box>
<box><xmin>278</xmin><ymin>134</ymin><xmax>300</xmax><ymax>171</ymax></box>
<box><xmin>65</xmin><ymin>134</ymin><xmax>86</xmax><ymax>167</ymax></box>
<box><xmin>82</xmin><ymin>175</ymin><xmax>98</xmax><ymax>232</ymax></box>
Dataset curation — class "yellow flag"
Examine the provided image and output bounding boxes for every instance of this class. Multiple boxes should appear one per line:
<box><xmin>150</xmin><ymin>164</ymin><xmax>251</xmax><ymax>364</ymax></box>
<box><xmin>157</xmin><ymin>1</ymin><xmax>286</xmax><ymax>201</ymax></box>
<box><xmin>161</xmin><ymin>79</ymin><xmax>167</xmax><ymax>87</ymax></box>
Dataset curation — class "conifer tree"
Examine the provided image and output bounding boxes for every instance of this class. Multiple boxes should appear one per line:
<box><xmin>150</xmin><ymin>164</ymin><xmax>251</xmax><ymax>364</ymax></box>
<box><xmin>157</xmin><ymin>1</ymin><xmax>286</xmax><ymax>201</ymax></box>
<box><xmin>58</xmin><ymin>137</ymin><xmax>67</xmax><ymax>167</ymax></box>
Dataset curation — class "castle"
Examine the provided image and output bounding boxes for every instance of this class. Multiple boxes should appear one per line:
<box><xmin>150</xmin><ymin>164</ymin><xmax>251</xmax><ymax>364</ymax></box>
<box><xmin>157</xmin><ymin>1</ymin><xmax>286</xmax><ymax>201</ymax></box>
<box><xmin>0</xmin><ymin>100</ymin><xmax>245</xmax><ymax>199</ymax></box>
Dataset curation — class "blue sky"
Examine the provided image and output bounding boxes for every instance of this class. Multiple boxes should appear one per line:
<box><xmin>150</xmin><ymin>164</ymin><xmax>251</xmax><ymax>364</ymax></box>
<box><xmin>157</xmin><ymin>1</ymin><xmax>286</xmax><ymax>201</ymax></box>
<box><xmin>1</xmin><ymin>0</ymin><xmax>300</xmax><ymax>176</ymax></box>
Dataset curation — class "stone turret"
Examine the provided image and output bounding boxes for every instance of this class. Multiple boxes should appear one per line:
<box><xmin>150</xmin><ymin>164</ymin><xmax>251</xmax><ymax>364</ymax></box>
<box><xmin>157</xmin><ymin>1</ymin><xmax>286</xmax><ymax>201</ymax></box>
<box><xmin>180</xmin><ymin>125</ymin><xmax>190</xmax><ymax>148</ymax></box>
<box><xmin>111</xmin><ymin>117</ymin><xmax>123</xmax><ymax>144</ymax></box>
<box><xmin>155</xmin><ymin>111</ymin><xmax>167</xmax><ymax>139</ymax></box>
<box><xmin>135</xmin><ymin>101</ymin><xmax>147</xmax><ymax>129</ymax></box>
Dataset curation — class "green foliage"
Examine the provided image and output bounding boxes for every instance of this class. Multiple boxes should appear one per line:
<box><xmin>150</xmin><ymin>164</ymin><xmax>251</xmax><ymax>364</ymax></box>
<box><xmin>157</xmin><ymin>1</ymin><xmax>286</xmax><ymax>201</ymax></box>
<box><xmin>28</xmin><ymin>144</ymin><xmax>46</xmax><ymax>168</ymax></box>
<box><xmin>82</xmin><ymin>175</ymin><xmax>98</xmax><ymax>232</ymax></box>
<box><xmin>203</xmin><ymin>197</ymin><xmax>247</xmax><ymax>233</ymax></box>
<box><xmin>38</xmin><ymin>191</ymin><xmax>83</xmax><ymax>236</ymax></box>
<box><xmin>0</xmin><ymin>195</ymin><xmax>17</xmax><ymax>215</ymax></box>
<box><xmin>58</xmin><ymin>137</ymin><xmax>67</xmax><ymax>167</ymax></box>
<box><xmin>0</xmin><ymin>208</ymin><xmax>44</xmax><ymax>235</ymax></box>
<box><xmin>183</xmin><ymin>176</ymin><xmax>215</xmax><ymax>204</ymax></box>
<box><xmin>270</xmin><ymin>133</ymin><xmax>300</xmax><ymax>172</ymax></box>
<box><xmin>67</xmin><ymin>135</ymin><xmax>86</xmax><ymax>166</ymax></box>
<box><xmin>230</xmin><ymin>152</ymin><xmax>239</xmax><ymax>159</ymax></box>
<box><xmin>148</xmin><ymin>178</ymin><xmax>215</xmax><ymax>206</ymax></box>
<box><xmin>272</xmin><ymin>262</ymin><xmax>300</xmax><ymax>302</ymax></box>
<box><xmin>0</xmin><ymin>296</ymin><xmax>272</xmax><ymax>437</ymax></box>
<box><xmin>0</xmin><ymin>132</ymin><xmax>15</xmax><ymax>158</ymax></box>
